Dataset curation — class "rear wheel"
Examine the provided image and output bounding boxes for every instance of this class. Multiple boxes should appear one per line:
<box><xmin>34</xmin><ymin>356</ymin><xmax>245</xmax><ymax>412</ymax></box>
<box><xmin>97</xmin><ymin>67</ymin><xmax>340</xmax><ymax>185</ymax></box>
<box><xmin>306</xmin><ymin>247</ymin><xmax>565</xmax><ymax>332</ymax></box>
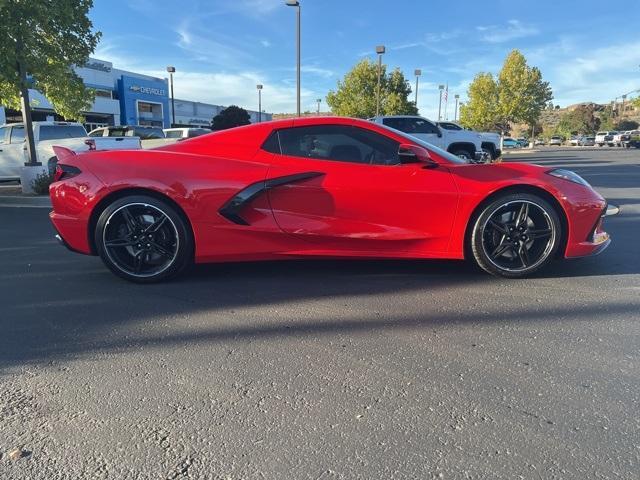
<box><xmin>95</xmin><ymin>195</ymin><xmax>193</xmax><ymax>283</ymax></box>
<box><xmin>469</xmin><ymin>193</ymin><xmax>562</xmax><ymax>278</ymax></box>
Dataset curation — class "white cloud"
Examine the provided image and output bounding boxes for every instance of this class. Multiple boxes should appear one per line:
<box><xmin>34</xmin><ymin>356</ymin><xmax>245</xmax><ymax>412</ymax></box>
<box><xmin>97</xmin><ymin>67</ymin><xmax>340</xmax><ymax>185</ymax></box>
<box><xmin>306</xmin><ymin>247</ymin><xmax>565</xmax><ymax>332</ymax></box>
<box><xmin>260</xmin><ymin>39</ymin><xmax>272</xmax><ymax>48</ymax></box>
<box><xmin>525</xmin><ymin>38</ymin><xmax>640</xmax><ymax>106</ymax></box>
<box><xmin>478</xmin><ymin>20</ymin><xmax>539</xmax><ymax>43</ymax></box>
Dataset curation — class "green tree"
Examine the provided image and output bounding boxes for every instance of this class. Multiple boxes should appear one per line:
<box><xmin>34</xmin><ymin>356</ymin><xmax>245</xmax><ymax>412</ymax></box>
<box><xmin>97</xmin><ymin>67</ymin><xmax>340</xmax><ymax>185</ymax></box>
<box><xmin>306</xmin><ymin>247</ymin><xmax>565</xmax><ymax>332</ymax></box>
<box><xmin>0</xmin><ymin>0</ymin><xmax>101</xmax><ymax>164</ymax></box>
<box><xmin>212</xmin><ymin>105</ymin><xmax>251</xmax><ymax>130</ymax></box>
<box><xmin>556</xmin><ymin>105</ymin><xmax>601</xmax><ymax>136</ymax></box>
<box><xmin>460</xmin><ymin>50</ymin><xmax>552</xmax><ymax>134</ymax></box>
<box><xmin>497</xmin><ymin>50</ymin><xmax>553</xmax><ymax>132</ymax></box>
<box><xmin>459</xmin><ymin>73</ymin><xmax>499</xmax><ymax>131</ymax></box>
<box><xmin>632</xmin><ymin>97</ymin><xmax>640</xmax><ymax>109</ymax></box>
<box><xmin>614</xmin><ymin>119</ymin><xmax>639</xmax><ymax>131</ymax></box>
<box><xmin>326</xmin><ymin>59</ymin><xmax>417</xmax><ymax>118</ymax></box>
<box><xmin>598</xmin><ymin>105</ymin><xmax>615</xmax><ymax>130</ymax></box>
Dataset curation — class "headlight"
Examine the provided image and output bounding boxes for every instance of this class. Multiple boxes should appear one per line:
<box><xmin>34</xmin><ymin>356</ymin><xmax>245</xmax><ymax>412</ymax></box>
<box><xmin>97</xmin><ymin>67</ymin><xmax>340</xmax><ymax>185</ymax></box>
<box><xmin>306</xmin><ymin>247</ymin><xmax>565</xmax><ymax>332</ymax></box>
<box><xmin>547</xmin><ymin>169</ymin><xmax>591</xmax><ymax>188</ymax></box>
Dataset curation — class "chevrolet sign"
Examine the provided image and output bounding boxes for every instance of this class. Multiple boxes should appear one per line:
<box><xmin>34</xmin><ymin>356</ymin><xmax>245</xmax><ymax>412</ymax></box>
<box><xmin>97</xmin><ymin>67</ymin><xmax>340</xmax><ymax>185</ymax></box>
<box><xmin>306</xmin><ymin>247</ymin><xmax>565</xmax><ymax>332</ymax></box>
<box><xmin>129</xmin><ymin>85</ymin><xmax>166</xmax><ymax>96</ymax></box>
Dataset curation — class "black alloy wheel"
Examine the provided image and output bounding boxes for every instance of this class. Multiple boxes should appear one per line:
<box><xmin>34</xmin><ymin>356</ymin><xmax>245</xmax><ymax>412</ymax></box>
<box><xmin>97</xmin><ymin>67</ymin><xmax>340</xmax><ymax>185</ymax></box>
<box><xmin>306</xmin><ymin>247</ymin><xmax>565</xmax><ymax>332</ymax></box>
<box><xmin>470</xmin><ymin>193</ymin><xmax>562</xmax><ymax>278</ymax></box>
<box><xmin>95</xmin><ymin>195</ymin><xmax>193</xmax><ymax>282</ymax></box>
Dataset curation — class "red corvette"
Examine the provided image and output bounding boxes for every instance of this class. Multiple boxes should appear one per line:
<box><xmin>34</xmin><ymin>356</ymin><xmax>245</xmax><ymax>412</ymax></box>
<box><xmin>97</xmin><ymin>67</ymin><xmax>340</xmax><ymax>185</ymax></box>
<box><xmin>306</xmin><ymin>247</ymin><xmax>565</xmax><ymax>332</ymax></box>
<box><xmin>49</xmin><ymin>117</ymin><xmax>609</xmax><ymax>282</ymax></box>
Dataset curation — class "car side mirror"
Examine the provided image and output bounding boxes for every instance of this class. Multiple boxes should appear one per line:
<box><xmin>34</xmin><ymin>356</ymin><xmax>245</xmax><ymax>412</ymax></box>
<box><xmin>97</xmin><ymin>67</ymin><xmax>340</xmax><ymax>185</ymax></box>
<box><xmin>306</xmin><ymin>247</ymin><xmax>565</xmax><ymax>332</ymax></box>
<box><xmin>398</xmin><ymin>144</ymin><xmax>437</xmax><ymax>167</ymax></box>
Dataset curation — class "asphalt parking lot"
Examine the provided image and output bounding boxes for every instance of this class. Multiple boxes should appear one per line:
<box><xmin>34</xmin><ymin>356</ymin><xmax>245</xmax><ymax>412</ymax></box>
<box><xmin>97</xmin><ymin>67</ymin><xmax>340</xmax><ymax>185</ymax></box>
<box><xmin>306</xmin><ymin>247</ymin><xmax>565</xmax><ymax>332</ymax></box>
<box><xmin>1</xmin><ymin>147</ymin><xmax>638</xmax><ymax>479</ymax></box>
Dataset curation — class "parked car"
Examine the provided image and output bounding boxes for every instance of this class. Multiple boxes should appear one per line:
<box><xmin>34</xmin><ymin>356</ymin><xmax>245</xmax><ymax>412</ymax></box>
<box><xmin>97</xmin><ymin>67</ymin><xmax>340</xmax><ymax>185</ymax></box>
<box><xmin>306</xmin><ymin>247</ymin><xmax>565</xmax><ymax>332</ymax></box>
<box><xmin>436</xmin><ymin>121</ymin><xmax>502</xmax><ymax>160</ymax></box>
<box><xmin>0</xmin><ymin>121</ymin><xmax>140</xmax><ymax>181</ymax></box>
<box><xmin>49</xmin><ymin>116</ymin><xmax>609</xmax><ymax>282</ymax></box>
<box><xmin>569</xmin><ymin>136</ymin><xmax>580</xmax><ymax>146</ymax></box>
<box><xmin>163</xmin><ymin>127</ymin><xmax>212</xmax><ymax>139</ymax></box>
<box><xmin>370</xmin><ymin>116</ymin><xmax>488</xmax><ymax>162</ymax></box>
<box><xmin>549</xmin><ymin>136</ymin><xmax>563</xmax><ymax>146</ymax></box>
<box><xmin>89</xmin><ymin>125</ymin><xmax>175</xmax><ymax>149</ymax></box>
<box><xmin>613</xmin><ymin>131</ymin><xmax>631</xmax><ymax>147</ymax></box>
<box><xmin>595</xmin><ymin>131</ymin><xmax>617</xmax><ymax>147</ymax></box>
<box><xmin>502</xmin><ymin>138</ymin><xmax>520</xmax><ymax>148</ymax></box>
<box><xmin>627</xmin><ymin>130</ymin><xmax>640</xmax><ymax>148</ymax></box>
<box><xmin>534</xmin><ymin>138</ymin><xmax>545</xmax><ymax>146</ymax></box>
<box><xmin>578</xmin><ymin>136</ymin><xmax>596</xmax><ymax>146</ymax></box>
<box><xmin>516</xmin><ymin>138</ymin><xmax>528</xmax><ymax>147</ymax></box>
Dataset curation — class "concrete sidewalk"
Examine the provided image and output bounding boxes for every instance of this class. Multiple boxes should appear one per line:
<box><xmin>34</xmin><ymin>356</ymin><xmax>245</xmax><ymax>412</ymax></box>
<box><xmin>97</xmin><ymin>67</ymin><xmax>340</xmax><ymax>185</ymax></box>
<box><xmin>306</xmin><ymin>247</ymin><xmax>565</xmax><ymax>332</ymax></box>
<box><xmin>0</xmin><ymin>194</ymin><xmax>51</xmax><ymax>208</ymax></box>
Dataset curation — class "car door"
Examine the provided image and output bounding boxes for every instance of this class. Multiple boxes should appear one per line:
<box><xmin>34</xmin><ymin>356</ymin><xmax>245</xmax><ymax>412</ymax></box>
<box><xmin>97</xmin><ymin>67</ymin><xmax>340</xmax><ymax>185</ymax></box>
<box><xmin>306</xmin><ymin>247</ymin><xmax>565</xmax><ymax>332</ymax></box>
<box><xmin>264</xmin><ymin>123</ymin><xmax>459</xmax><ymax>256</ymax></box>
<box><xmin>0</xmin><ymin>125</ymin><xmax>27</xmax><ymax>180</ymax></box>
<box><xmin>381</xmin><ymin>117</ymin><xmax>444</xmax><ymax>149</ymax></box>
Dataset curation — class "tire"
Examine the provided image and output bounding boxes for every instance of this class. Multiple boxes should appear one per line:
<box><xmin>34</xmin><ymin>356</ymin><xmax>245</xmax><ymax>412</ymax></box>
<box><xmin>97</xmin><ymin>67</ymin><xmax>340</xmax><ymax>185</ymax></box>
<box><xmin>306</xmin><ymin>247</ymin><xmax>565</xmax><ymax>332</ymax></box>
<box><xmin>451</xmin><ymin>148</ymin><xmax>474</xmax><ymax>160</ymax></box>
<box><xmin>469</xmin><ymin>193</ymin><xmax>562</xmax><ymax>278</ymax></box>
<box><xmin>95</xmin><ymin>195</ymin><xmax>193</xmax><ymax>283</ymax></box>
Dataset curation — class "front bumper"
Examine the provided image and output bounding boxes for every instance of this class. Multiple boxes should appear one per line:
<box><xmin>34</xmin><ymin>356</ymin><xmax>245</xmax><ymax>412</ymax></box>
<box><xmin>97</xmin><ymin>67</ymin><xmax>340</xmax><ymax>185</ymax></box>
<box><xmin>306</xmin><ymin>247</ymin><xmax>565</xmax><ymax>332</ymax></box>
<box><xmin>565</xmin><ymin>202</ymin><xmax>610</xmax><ymax>258</ymax></box>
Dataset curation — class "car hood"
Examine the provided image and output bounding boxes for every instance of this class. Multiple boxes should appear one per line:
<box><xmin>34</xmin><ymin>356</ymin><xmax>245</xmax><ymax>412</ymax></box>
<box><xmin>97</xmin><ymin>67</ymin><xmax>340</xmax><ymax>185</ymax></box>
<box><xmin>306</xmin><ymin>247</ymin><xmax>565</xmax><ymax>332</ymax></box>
<box><xmin>447</xmin><ymin>160</ymin><xmax>552</xmax><ymax>184</ymax></box>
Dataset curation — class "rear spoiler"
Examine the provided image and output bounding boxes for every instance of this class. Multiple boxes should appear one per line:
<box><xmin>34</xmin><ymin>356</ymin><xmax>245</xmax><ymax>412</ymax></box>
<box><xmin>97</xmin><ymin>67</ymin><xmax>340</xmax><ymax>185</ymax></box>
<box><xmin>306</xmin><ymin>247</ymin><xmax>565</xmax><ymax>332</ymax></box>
<box><xmin>52</xmin><ymin>146</ymin><xmax>77</xmax><ymax>162</ymax></box>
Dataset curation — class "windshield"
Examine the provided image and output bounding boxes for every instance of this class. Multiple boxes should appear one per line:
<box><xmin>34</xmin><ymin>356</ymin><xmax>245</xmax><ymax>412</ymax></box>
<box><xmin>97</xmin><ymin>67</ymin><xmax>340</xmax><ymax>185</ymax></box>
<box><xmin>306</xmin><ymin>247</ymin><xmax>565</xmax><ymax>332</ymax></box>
<box><xmin>377</xmin><ymin>123</ymin><xmax>470</xmax><ymax>164</ymax></box>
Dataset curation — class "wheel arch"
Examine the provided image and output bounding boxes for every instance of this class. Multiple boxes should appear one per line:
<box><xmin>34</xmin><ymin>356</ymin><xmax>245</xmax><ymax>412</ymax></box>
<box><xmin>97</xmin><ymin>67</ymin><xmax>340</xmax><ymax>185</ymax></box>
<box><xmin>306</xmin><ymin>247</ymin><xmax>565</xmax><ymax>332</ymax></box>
<box><xmin>447</xmin><ymin>142</ymin><xmax>477</xmax><ymax>156</ymax></box>
<box><xmin>88</xmin><ymin>187</ymin><xmax>195</xmax><ymax>256</ymax></box>
<box><xmin>462</xmin><ymin>184</ymin><xmax>569</xmax><ymax>260</ymax></box>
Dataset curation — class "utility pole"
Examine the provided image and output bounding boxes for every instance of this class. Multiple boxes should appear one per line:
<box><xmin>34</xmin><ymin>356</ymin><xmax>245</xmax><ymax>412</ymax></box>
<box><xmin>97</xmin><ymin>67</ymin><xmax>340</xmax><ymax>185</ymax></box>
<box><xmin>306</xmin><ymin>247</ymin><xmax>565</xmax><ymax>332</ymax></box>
<box><xmin>437</xmin><ymin>85</ymin><xmax>444</xmax><ymax>121</ymax></box>
<box><xmin>414</xmin><ymin>69</ymin><xmax>421</xmax><ymax>108</ymax></box>
<box><xmin>256</xmin><ymin>84</ymin><xmax>263</xmax><ymax>122</ymax></box>
<box><xmin>316</xmin><ymin>98</ymin><xmax>321</xmax><ymax>115</ymax></box>
<box><xmin>454</xmin><ymin>94</ymin><xmax>460</xmax><ymax>121</ymax></box>
<box><xmin>375</xmin><ymin>45</ymin><xmax>385</xmax><ymax>117</ymax></box>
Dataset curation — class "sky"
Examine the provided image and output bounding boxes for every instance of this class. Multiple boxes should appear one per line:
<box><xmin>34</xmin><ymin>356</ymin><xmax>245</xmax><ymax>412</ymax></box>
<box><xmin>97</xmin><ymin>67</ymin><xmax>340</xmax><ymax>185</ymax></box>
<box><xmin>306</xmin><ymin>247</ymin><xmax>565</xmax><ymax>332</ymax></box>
<box><xmin>91</xmin><ymin>0</ymin><xmax>640</xmax><ymax>119</ymax></box>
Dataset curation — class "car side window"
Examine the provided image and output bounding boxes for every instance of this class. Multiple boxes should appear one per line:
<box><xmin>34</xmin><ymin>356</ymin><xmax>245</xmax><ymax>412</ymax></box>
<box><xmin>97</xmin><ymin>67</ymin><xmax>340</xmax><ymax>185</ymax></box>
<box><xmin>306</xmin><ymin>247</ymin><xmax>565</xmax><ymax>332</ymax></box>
<box><xmin>277</xmin><ymin>125</ymin><xmax>400</xmax><ymax>166</ymax></box>
<box><xmin>88</xmin><ymin>129</ymin><xmax>104</xmax><ymax>137</ymax></box>
<box><xmin>165</xmin><ymin>130</ymin><xmax>182</xmax><ymax>138</ymax></box>
<box><xmin>383</xmin><ymin>117</ymin><xmax>439</xmax><ymax>135</ymax></box>
<box><xmin>0</xmin><ymin>126</ymin><xmax>7</xmax><ymax>144</ymax></box>
<box><xmin>10</xmin><ymin>125</ymin><xmax>25</xmax><ymax>144</ymax></box>
<box><xmin>440</xmin><ymin>122</ymin><xmax>462</xmax><ymax>131</ymax></box>
<box><xmin>261</xmin><ymin>131</ymin><xmax>281</xmax><ymax>153</ymax></box>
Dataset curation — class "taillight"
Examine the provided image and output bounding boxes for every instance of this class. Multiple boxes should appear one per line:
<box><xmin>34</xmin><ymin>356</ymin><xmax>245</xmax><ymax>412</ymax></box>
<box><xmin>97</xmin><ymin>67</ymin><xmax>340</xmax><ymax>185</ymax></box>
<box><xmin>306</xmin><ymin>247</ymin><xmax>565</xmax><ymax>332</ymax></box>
<box><xmin>54</xmin><ymin>164</ymin><xmax>81</xmax><ymax>182</ymax></box>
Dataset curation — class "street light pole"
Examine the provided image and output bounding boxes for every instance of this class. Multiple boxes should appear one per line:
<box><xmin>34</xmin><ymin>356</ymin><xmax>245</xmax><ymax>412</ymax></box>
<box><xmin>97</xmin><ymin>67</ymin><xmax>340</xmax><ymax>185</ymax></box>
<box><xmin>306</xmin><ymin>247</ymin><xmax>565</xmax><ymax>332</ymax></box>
<box><xmin>621</xmin><ymin>94</ymin><xmax>627</xmax><ymax>117</ymax></box>
<box><xmin>166</xmin><ymin>66</ymin><xmax>176</xmax><ymax>127</ymax></box>
<box><xmin>316</xmin><ymin>98</ymin><xmax>321</xmax><ymax>115</ymax></box>
<box><xmin>414</xmin><ymin>69</ymin><xmax>421</xmax><ymax>108</ymax></box>
<box><xmin>285</xmin><ymin>1</ymin><xmax>301</xmax><ymax>116</ymax></box>
<box><xmin>375</xmin><ymin>45</ymin><xmax>385</xmax><ymax>117</ymax></box>
<box><xmin>257</xmin><ymin>84</ymin><xmax>263</xmax><ymax>122</ymax></box>
<box><xmin>437</xmin><ymin>84</ymin><xmax>444</xmax><ymax>121</ymax></box>
<box><xmin>454</xmin><ymin>94</ymin><xmax>460</xmax><ymax>121</ymax></box>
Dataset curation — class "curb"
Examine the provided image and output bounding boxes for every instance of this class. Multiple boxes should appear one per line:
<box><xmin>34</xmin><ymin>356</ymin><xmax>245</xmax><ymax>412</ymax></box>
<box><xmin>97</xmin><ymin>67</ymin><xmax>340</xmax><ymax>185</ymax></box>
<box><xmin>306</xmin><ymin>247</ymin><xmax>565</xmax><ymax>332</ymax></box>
<box><xmin>0</xmin><ymin>195</ymin><xmax>52</xmax><ymax>208</ymax></box>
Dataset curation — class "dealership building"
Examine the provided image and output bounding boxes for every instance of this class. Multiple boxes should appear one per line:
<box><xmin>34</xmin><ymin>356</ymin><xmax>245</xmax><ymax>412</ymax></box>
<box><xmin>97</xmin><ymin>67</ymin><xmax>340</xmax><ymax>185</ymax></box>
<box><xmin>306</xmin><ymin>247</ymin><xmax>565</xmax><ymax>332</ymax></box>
<box><xmin>0</xmin><ymin>57</ymin><xmax>271</xmax><ymax>130</ymax></box>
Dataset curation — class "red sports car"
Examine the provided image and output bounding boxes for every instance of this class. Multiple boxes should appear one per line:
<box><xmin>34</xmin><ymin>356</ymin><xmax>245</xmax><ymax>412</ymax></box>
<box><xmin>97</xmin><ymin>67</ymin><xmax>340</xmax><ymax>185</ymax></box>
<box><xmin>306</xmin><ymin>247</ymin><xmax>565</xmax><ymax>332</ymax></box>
<box><xmin>49</xmin><ymin>117</ymin><xmax>610</xmax><ymax>283</ymax></box>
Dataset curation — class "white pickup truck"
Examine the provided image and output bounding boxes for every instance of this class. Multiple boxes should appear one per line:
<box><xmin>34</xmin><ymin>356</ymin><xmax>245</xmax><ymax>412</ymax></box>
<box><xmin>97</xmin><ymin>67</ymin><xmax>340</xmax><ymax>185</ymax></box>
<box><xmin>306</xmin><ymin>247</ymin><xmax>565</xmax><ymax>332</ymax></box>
<box><xmin>89</xmin><ymin>125</ymin><xmax>177</xmax><ymax>149</ymax></box>
<box><xmin>0</xmin><ymin>121</ymin><xmax>140</xmax><ymax>181</ymax></box>
<box><xmin>369</xmin><ymin>116</ymin><xmax>488</xmax><ymax>162</ymax></box>
<box><xmin>436</xmin><ymin>121</ymin><xmax>502</xmax><ymax>160</ymax></box>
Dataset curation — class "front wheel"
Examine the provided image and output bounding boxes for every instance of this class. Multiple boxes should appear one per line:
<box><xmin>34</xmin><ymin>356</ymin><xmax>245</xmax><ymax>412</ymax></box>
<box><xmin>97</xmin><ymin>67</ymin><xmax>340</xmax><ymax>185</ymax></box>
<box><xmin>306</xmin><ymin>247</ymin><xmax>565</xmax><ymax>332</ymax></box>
<box><xmin>451</xmin><ymin>148</ymin><xmax>474</xmax><ymax>160</ymax></box>
<box><xmin>95</xmin><ymin>195</ymin><xmax>193</xmax><ymax>283</ymax></box>
<box><xmin>469</xmin><ymin>193</ymin><xmax>562</xmax><ymax>278</ymax></box>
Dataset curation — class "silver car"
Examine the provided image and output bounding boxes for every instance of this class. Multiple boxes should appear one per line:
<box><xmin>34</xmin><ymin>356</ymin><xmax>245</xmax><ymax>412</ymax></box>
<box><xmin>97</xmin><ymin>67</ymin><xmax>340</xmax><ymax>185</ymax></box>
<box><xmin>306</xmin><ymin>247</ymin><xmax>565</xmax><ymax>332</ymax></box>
<box><xmin>578</xmin><ymin>136</ymin><xmax>595</xmax><ymax>146</ymax></box>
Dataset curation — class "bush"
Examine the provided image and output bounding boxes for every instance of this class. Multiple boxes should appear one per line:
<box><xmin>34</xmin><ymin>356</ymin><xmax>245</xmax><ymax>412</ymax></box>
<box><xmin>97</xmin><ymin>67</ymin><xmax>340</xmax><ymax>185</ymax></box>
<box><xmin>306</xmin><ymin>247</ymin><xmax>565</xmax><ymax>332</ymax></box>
<box><xmin>31</xmin><ymin>171</ymin><xmax>54</xmax><ymax>195</ymax></box>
